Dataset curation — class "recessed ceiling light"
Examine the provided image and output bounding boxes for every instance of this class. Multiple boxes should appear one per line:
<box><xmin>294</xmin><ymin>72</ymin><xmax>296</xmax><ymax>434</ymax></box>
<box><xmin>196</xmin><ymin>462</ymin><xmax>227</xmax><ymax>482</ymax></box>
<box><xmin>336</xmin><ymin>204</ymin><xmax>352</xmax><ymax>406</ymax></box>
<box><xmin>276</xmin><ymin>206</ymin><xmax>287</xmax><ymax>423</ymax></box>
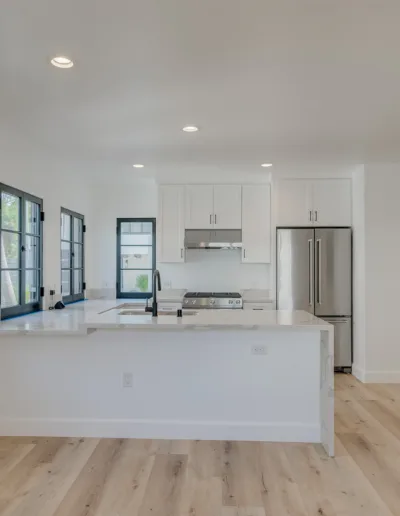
<box><xmin>261</xmin><ymin>163</ymin><xmax>273</xmax><ymax>168</ymax></box>
<box><xmin>133</xmin><ymin>164</ymin><xmax>144</xmax><ymax>168</ymax></box>
<box><xmin>182</xmin><ymin>126</ymin><xmax>199</xmax><ymax>132</ymax></box>
<box><xmin>50</xmin><ymin>56</ymin><xmax>74</xmax><ymax>69</ymax></box>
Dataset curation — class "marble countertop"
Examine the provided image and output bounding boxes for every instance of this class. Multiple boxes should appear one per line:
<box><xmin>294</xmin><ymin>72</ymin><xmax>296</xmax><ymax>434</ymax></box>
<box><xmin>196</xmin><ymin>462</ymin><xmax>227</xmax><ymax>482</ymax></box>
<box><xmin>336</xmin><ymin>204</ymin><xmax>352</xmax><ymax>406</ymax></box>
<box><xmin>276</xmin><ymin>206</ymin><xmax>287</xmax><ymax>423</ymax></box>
<box><xmin>0</xmin><ymin>300</ymin><xmax>331</xmax><ymax>335</ymax></box>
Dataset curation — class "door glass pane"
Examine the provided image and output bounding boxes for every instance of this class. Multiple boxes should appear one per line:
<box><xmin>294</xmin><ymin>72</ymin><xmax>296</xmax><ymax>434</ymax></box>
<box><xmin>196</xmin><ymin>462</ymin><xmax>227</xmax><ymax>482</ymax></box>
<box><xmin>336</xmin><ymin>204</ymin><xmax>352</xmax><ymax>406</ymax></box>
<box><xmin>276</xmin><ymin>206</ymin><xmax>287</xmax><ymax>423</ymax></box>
<box><xmin>1</xmin><ymin>192</ymin><xmax>20</xmax><ymax>231</ymax></box>
<box><xmin>121</xmin><ymin>246</ymin><xmax>152</xmax><ymax>269</ymax></box>
<box><xmin>121</xmin><ymin>270</ymin><xmax>152</xmax><ymax>293</ymax></box>
<box><xmin>121</xmin><ymin>223</ymin><xmax>152</xmax><ymax>246</ymax></box>
<box><xmin>26</xmin><ymin>201</ymin><xmax>40</xmax><ymax>235</ymax></box>
<box><xmin>25</xmin><ymin>270</ymin><xmax>39</xmax><ymax>303</ymax></box>
<box><xmin>1</xmin><ymin>270</ymin><xmax>20</xmax><ymax>307</ymax></box>
<box><xmin>73</xmin><ymin>269</ymin><xmax>82</xmax><ymax>294</ymax></box>
<box><xmin>61</xmin><ymin>270</ymin><xmax>70</xmax><ymax>296</ymax></box>
<box><xmin>61</xmin><ymin>213</ymin><xmax>71</xmax><ymax>241</ymax></box>
<box><xmin>74</xmin><ymin>217</ymin><xmax>83</xmax><ymax>243</ymax></box>
<box><xmin>61</xmin><ymin>241</ymin><xmax>71</xmax><ymax>268</ymax></box>
<box><xmin>1</xmin><ymin>231</ymin><xmax>20</xmax><ymax>269</ymax></box>
<box><xmin>73</xmin><ymin>243</ymin><xmax>83</xmax><ymax>268</ymax></box>
<box><xmin>25</xmin><ymin>236</ymin><xmax>40</xmax><ymax>268</ymax></box>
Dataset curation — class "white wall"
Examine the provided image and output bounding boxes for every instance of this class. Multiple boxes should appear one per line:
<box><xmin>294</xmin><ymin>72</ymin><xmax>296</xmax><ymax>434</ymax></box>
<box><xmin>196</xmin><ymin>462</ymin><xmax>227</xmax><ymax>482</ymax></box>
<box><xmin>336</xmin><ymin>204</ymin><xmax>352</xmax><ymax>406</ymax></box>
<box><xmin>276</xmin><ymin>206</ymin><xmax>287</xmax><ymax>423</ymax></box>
<box><xmin>352</xmin><ymin>164</ymin><xmax>400</xmax><ymax>382</ymax></box>
<box><xmin>0</xmin><ymin>157</ymin><xmax>92</xmax><ymax>299</ymax></box>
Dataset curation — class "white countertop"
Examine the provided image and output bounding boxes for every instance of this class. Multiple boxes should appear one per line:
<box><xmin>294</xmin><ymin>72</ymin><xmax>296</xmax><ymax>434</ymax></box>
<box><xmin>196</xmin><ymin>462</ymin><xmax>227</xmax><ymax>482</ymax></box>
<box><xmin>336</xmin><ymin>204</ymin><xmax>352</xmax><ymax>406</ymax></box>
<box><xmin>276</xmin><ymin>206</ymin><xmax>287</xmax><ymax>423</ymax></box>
<box><xmin>0</xmin><ymin>300</ymin><xmax>331</xmax><ymax>335</ymax></box>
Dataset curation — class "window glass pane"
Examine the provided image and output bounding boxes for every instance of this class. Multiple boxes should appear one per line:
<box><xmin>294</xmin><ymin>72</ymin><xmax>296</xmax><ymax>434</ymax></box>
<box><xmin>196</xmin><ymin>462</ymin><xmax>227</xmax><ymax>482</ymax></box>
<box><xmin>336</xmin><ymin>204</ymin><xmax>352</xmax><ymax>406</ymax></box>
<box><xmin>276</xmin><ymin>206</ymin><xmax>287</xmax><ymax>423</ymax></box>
<box><xmin>25</xmin><ymin>236</ymin><xmax>40</xmax><ymax>269</ymax></box>
<box><xmin>73</xmin><ymin>243</ymin><xmax>83</xmax><ymax>268</ymax></box>
<box><xmin>61</xmin><ymin>241</ymin><xmax>71</xmax><ymax>268</ymax></box>
<box><xmin>1</xmin><ymin>192</ymin><xmax>20</xmax><ymax>231</ymax></box>
<box><xmin>74</xmin><ymin>217</ymin><xmax>83</xmax><ymax>243</ymax></box>
<box><xmin>26</xmin><ymin>201</ymin><xmax>40</xmax><ymax>235</ymax></box>
<box><xmin>61</xmin><ymin>213</ymin><xmax>71</xmax><ymax>241</ymax></box>
<box><xmin>121</xmin><ymin>246</ymin><xmax>152</xmax><ymax>269</ymax></box>
<box><xmin>61</xmin><ymin>270</ymin><xmax>70</xmax><ymax>296</ymax></box>
<box><xmin>121</xmin><ymin>270</ymin><xmax>152</xmax><ymax>293</ymax></box>
<box><xmin>73</xmin><ymin>269</ymin><xmax>83</xmax><ymax>294</ymax></box>
<box><xmin>1</xmin><ymin>270</ymin><xmax>20</xmax><ymax>307</ymax></box>
<box><xmin>121</xmin><ymin>222</ymin><xmax>152</xmax><ymax>246</ymax></box>
<box><xmin>25</xmin><ymin>269</ymin><xmax>39</xmax><ymax>303</ymax></box>
<box><xmin>1</xmin><ymin>231</ymin><xmax>20</xmax><ymax>269</ymax></box>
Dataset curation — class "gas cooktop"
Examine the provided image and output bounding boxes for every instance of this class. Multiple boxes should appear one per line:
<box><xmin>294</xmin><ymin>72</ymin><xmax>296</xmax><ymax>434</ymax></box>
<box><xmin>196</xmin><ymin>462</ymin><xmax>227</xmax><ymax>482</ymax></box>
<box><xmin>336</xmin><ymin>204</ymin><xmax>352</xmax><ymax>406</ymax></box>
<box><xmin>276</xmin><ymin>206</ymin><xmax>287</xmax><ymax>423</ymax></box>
<box><xmin>183</xmin><ymin>292</ymin><xmax>243</xmax><ymax>309</ymax></box>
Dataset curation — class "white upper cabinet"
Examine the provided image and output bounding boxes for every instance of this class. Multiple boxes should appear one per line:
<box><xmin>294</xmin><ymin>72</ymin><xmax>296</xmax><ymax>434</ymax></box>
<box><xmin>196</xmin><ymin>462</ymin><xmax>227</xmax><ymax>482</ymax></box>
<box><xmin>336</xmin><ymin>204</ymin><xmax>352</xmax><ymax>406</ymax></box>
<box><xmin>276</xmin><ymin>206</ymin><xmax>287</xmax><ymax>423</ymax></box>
<box><xmin>213</xmin><ymin>185</ymin><xmax>242</xmax><ymax>229</ymax></box>
<box><xmin>276</xmin><ymin>180</ymin><xmax>313</xmax><ymax>226</ymax></box>
<box><xmin>242</xmin><ymin>184</ymin><xmax>271</xmax><ymax>263</ymax></box>
<box><xmin>158</xmin><ymin>185</ymin><xmax>185</xmax><ymax>262</ymax></box>
<box><xmin>312</xmin><ymin>179</ymin><xmax>352</xmax><ymax>226</ymax></box>
<box><xmin>276</xmin><ymin>179</ymin><xmax>352</xmax><ymax>227</ymax></box>
<box><xmin>185</xmin><ymin>185</ymin><xmax>242</xmax><ymax>229</ymax></box>
<box><xmin>185</xmin><ymin>185</ymin><xmax>214</xmax><ymax>229</ymax></box>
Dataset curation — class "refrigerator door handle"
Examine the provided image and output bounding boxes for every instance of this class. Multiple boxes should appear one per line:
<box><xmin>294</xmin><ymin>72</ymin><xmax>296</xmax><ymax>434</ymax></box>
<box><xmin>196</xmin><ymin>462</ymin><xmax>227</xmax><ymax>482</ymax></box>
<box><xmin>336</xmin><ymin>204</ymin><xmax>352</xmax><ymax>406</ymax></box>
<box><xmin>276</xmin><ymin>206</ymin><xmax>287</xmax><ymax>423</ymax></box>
<box><xmin>317</xmin><ymin>238</ymin><xmax>322</xmax><ymax>305</ymax></box>
<box><xmin>308</xmin><ymin>239</ymin><xmax>313</xmax><ymax>306</ymax></box>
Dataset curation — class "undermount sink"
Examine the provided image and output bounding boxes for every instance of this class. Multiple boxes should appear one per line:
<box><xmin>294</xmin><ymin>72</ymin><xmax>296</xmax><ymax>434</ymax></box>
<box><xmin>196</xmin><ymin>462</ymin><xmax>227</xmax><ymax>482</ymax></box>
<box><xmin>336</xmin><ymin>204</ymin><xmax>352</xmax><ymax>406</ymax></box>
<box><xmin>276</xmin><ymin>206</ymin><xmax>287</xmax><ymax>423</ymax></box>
<box><xmin>118</xmin><ymin>310</ymin><xmax>198</xmax><ymax>317</ymax></box>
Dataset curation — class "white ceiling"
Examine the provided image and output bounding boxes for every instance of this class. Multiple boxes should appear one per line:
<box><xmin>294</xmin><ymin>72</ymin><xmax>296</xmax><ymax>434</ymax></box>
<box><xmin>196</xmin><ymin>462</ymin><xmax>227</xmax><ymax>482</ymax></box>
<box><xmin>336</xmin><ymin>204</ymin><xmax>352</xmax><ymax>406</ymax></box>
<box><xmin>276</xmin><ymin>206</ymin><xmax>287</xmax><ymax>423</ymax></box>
<box><xmin>2</xmin><ymin>0</ymin><xmax>400</xmax><ymax>179</ymax></box>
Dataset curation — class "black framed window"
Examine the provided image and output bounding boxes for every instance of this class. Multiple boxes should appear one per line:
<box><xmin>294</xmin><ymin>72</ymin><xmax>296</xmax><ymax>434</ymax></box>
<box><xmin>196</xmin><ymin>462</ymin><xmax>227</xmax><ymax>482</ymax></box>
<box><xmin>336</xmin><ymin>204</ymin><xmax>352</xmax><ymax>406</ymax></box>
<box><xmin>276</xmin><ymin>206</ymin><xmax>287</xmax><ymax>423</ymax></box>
<box><xmin>0</xmin><ymin>183</ymin><xmax>43</xmax><ymax>320</ymax></box>
<box><xmin>61</xmin><ymin>208</ymin><xmax>85</xmax><ymax>303</ymax></box>
<box><xmin>117</xmin><ymin>218</ymin><xmax>156</xmax><ymax>299</ymax></box>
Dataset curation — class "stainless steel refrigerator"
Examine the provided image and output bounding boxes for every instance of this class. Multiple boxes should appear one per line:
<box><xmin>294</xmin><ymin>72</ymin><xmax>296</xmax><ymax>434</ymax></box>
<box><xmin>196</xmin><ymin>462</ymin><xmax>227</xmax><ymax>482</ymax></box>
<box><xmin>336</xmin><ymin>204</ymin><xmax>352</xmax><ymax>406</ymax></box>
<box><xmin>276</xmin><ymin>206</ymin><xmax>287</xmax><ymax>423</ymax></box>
<box><xmin>276</xmin><ymin>228</ymin><xmax>352</xmax><ymax>371</ymax></box>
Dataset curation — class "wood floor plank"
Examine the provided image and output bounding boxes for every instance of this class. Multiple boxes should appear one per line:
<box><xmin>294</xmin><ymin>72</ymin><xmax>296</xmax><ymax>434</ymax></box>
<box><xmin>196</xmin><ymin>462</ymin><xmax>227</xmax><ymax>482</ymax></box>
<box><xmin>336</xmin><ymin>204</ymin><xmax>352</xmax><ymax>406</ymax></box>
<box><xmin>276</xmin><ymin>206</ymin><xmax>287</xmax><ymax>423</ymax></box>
<box><xmin>0</xmin><ymin>438</ymin><xmax>66</xmax><ymax>514</ymax></box>
<box><xmin>0</xmin><ymin>438</ymin><xmax>99</xmax><ymax>516</ymax></box>
<box><xmin>0</xmin><ymin>444</ymin><xmax>36</xmax><ymax>484</ymax></box>
<box><xmin>92</xmin><ymin>439</ymin><xmax>156</xmax><ymax>516</ymax></box>
<box><xmin>359</xmin><ymin>399</ymin><xmax>400</xmax><ymax>441</ymax></box>
<box><xmin>137</xmin><ymin>453</ymin><xmax>187</xmax><ymax>516</ymax></box>
<box><xmin>52</xmin><ymin>438</ymin><xmax>125</xmax><ymax>516</ymax></box>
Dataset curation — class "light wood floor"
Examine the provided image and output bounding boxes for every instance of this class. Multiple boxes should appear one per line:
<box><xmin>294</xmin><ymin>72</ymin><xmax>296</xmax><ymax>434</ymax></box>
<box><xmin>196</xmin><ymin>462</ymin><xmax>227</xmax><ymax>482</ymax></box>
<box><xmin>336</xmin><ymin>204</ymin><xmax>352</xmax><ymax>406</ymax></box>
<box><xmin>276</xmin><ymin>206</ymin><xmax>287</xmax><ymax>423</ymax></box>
<box><xmin>1</xmin><ymin>375</ymin><xmax>400</xmax><ymax>516</ymax></box>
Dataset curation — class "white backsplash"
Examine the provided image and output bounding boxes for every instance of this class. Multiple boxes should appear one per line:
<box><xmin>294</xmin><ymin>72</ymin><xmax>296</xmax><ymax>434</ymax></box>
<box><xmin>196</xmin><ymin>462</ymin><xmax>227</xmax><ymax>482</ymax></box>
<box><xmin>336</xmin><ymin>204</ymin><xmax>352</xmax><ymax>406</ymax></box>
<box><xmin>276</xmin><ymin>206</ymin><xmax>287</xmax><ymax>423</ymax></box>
<box><xmin>158</xmin><ymin>249</ymin><xmax>271</xmax><ymax>291</ymax></box>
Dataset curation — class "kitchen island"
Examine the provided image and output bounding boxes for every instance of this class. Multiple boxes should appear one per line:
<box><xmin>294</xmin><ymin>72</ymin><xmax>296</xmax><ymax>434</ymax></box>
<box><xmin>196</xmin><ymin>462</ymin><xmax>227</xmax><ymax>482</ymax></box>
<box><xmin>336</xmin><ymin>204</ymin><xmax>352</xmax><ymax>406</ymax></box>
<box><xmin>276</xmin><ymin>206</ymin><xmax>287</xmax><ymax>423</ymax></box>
<box><xmin>0</xmin><ymin>304</ymin><xmax>334</xmax><ymax>456</ymax></box>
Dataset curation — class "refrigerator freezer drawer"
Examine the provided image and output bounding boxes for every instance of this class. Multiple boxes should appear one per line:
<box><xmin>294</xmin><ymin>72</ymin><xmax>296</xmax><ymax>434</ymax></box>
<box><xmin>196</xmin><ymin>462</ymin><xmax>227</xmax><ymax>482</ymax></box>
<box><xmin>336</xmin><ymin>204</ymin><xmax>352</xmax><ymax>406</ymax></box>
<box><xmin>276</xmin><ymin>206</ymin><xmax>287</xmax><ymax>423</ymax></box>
<box><xmin>321</xmin><ymin>317</ymin><xmax>352</xmax><ymax>369</ymax></box>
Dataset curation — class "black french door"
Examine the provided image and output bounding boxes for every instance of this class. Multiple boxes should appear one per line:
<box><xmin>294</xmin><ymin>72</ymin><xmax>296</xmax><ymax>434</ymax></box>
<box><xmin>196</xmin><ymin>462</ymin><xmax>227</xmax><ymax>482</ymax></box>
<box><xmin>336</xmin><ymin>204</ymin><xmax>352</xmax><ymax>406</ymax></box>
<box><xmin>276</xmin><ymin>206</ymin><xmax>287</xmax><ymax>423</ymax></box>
<box><xmin>61</xmin><ymin>208</ymin><xmax>85</xmax><ymax>303</ymax></box>
<box><xmin>0</xmin><ymin>184</ymin><xmax>43</xmax><ymax>319</ymax></box>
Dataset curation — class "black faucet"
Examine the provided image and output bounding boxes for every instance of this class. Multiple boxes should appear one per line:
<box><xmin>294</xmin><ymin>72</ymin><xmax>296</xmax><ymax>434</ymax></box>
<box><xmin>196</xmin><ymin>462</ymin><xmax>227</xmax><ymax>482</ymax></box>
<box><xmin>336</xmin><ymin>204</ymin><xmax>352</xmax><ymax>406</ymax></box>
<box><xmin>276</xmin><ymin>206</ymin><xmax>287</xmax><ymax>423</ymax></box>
<box><xmin>152</xmin><ymin>269</ymin><xmax>162</xmax><ymax>317</ymax></box>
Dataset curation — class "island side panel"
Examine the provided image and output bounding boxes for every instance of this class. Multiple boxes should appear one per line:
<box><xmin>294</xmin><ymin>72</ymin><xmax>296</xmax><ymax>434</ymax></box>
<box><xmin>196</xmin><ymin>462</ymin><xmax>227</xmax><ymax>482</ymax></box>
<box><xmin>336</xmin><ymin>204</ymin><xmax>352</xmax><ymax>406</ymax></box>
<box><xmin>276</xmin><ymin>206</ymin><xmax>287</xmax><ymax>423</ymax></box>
<box><xmin>0</xmin><ymin>329</ymin><xmax>322</xmax><ymax>445</ymax></box>
<box><xmin>320</xmin><ymin>327</ymin><xmax>335</xmax><ymax>456</ymax></box>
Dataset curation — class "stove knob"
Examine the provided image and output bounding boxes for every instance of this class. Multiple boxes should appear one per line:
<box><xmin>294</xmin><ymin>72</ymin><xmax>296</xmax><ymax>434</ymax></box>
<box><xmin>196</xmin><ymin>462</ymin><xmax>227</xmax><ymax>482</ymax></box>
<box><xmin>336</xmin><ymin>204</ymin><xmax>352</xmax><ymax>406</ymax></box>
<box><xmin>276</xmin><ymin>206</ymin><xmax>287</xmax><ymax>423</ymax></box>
<box><xmin>235</xmin><ymin>300</ymin><xmax>240</xmax><ymax>304</ymax></box>
<box><xmin>192</xmin><ymin>300</ymin><xmax>196</xmax><ymax>305</ymax></box>
<box><xmin>229</xmin><ymin>300</ymin><xmax>233</xmax><ymax>304</ymax></box>
<box><xmin>184</xmin><ymin>299</ymin><xmax>189</xmax><ymax>304</ymax></box>
<box><xmin>210</xmin><ymin>299</ymin><xmax>215</xmax><ymax>305</ymax></box>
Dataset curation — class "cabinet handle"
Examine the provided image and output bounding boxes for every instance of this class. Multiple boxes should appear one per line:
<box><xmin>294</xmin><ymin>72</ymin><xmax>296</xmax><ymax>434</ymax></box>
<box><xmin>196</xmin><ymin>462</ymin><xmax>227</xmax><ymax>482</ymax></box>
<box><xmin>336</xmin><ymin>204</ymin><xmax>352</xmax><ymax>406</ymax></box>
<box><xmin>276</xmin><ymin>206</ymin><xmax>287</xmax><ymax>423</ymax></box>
<box><xmin>309</xmin><ymin>210</ymin><xmax>312</xmax><ymax>222</ymax></box>
<box><xmin>214</xmin><ymin>214</ymin><xmax>217</xmax><ymax>224</ymax></box>
<box><xmin>181</xmin><ymin>248</ymin><xmax>183</xmax><ymax>259</ymax></box>
<box><xmin>243</xmin><ymin>249</ymin><xmax>246</xmax><ymax>259</ymax></box>
<box><xmin>210</xmin><ymin>214</ymin><xmax>212</xmax><ymax>225</ymax></box>
<box><xmin>315</xmin><ymin>211</ymin><xmax>318</xmax><ymax>222</ymax></box>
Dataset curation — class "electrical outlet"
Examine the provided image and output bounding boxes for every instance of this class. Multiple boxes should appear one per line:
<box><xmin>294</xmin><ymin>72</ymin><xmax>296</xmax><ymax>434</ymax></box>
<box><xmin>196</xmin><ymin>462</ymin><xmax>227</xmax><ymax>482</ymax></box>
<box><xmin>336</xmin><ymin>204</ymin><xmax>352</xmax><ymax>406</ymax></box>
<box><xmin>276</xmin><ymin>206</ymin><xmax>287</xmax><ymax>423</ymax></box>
<box><xmin>251</xmin><ymin>345</ymin><xmax>268</xmax><ymax>356</ymax></box>
<box><xmin>122</xmin><ymin>372</ymin><xmax>133</xmax><ymax>388</ymax></box>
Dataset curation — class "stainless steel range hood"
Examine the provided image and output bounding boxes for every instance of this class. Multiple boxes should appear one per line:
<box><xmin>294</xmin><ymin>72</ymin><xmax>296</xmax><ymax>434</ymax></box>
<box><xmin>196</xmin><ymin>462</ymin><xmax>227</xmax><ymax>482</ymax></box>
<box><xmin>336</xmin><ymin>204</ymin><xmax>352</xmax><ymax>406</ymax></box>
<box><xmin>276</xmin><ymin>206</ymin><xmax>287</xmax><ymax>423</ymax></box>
<box><xmin>184</xmin><ymin>230</ymin><xmax>242</xmax><ymax>250</ymax></box>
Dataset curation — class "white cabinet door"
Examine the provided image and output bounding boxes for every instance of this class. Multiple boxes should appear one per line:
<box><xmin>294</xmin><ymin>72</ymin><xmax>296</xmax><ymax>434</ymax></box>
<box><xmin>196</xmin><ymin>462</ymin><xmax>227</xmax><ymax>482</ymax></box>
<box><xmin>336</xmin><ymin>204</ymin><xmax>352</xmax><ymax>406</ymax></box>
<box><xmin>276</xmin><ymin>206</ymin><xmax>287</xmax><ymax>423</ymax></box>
<box><xmin>276</xmin><ymin>180</ymin><xmax>313</xmax><ymax>226</ymax></box>
<box><xmin>312</xmin><ymin>179</ymin><xmax>352</xmax><ymax>226</ymax></box>
<box><xmin>213</xmin><ymin>185</ymin><xmax>242</xmax><ymax>229</ymax></box>
<box><xmin>185</xmin><ymin>185</ymin><xmax>214</xmax><ymax>229</ymax></box>
<box><xmin>242</xmin><ymin>184</ymin><xmax>271</xmax><ymax>263</ymax></box>
<box><xmin>158</xmin><ymin>186</ymin><xmax>185</xmax><ymax>262</ymax></box>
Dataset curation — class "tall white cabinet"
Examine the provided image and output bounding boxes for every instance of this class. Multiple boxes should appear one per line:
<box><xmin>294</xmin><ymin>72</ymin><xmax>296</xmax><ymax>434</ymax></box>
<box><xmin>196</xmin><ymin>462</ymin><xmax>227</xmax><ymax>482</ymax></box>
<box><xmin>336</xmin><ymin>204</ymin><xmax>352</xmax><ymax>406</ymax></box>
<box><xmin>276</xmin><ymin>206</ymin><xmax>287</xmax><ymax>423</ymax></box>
<box><xmin>242</xmin><ymin>184</ymin><xmax>271</xmax><ymax>263</ymax></box>
<box><xmin>157</xmin><ymin>185</ymin><xmax>185</xmax><ymax>263</ymax></box>
<box><xmin>276</xmin><ymin>179</ymin><xmax>352</xmax><ymax>227</ymax></box>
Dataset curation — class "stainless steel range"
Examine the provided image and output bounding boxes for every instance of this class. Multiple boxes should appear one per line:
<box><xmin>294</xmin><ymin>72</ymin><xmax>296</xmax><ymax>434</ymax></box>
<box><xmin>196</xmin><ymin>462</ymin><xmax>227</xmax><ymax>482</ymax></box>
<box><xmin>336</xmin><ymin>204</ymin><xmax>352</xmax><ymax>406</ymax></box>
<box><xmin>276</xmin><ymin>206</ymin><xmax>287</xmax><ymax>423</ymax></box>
<box><xmin>183</xmin><ymin>292</ymin><xmax>243</xmax><ymax>309</ymax></box>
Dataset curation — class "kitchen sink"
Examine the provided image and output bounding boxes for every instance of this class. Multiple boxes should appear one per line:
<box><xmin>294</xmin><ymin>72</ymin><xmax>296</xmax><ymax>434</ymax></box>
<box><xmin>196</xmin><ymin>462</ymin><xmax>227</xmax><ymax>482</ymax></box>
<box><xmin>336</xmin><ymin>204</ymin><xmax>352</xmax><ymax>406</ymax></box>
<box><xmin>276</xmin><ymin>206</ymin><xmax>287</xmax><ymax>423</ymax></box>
<box><xmin>118</xmin><ymin>310</ymin><xmax>198</xmax><ymax>316</ymax></box>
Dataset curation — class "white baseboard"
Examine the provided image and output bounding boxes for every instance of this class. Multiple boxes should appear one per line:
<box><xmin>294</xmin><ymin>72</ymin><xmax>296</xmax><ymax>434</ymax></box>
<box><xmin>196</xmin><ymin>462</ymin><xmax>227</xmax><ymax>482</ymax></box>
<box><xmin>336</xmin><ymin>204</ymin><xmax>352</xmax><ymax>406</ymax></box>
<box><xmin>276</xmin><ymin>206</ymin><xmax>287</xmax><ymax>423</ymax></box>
<box><xmin>0</xmin><ymin>417</ymin><xmax>321</xmax><ymax>443</ymax></box>
<box><xmin>351</xmin><ymin>364</ymin><xmax>366</xmax><ymax>382</ymax></box>
<box><xmin>363</xmin><ymin>371</ymin><xmax>400</xmax><ymax>383</ymax></box>
<box><xmin>351</xmin><ymin>365</ymin><xmax>400</xmax><ymax>383</ymax></box>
